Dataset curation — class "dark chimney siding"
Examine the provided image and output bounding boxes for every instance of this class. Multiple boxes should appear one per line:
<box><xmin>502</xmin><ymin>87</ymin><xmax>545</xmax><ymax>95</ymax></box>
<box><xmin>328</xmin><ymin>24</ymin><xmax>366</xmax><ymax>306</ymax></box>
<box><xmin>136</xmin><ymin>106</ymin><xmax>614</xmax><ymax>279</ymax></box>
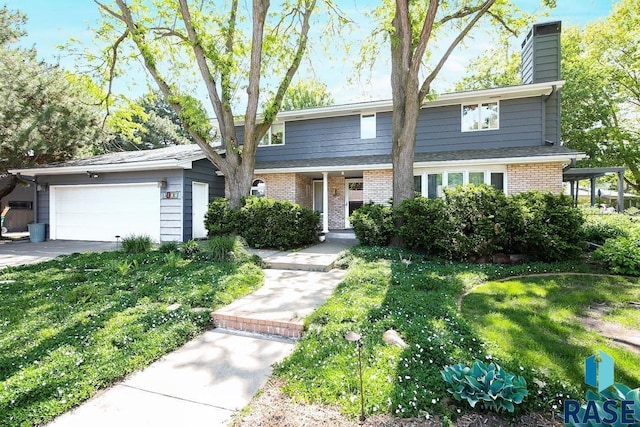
<box><xmin>521</xmin><ymin>21</ymin><xmax>562</xmax><ymax>144</ymax></box>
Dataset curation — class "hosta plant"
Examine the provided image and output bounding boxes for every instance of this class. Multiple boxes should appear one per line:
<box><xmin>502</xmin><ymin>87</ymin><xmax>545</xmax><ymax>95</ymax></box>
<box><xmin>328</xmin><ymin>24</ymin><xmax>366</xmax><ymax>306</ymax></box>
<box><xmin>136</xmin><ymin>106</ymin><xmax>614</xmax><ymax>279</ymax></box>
<box><xmin>441</xmin><ymin>360</ymin><xmax>528</xmax><ymax>413</ymax></box>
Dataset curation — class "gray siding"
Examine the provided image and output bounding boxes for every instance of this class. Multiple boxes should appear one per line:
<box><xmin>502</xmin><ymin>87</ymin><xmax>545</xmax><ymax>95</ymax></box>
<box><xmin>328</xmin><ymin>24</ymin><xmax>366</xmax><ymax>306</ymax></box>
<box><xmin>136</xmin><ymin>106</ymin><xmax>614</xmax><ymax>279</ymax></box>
<box><xmin>34</xmin><ymin>170</ymin><xmax>183</xmax><ymax>242</ymax></box>
<box><xmin>182</xmin><ymin>159</ymin><xmax>224</xmax><ymax>241</ymax></box>
<box><xmin>247</xmin><ymin>97</ymin><xmax>545</xmax><ymax>162</ymax></box>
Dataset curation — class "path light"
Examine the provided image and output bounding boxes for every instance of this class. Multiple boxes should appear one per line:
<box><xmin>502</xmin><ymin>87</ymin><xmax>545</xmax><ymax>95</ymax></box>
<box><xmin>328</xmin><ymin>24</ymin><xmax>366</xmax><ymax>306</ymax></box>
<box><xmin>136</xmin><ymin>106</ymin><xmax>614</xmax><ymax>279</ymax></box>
<box><xmin>115</xmin><ymin>235</ymin><xmax>121</xmax><ymax>250</ymax></box>
<box><xmin>345</xmin><ymin>331</ymin><xmax>365</xmax><ymax>422</ymax></box>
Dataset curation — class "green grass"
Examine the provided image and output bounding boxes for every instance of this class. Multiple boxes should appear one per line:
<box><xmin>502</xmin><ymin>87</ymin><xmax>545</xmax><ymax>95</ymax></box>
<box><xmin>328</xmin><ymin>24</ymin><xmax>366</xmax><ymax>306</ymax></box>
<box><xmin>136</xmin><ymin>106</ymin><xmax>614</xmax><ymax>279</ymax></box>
<box><xmin>275</xmin><ymin>246</ymin><xmax>601</xmax><ymax>419</ymax></box>
<box><xmin>0</xmin><ymin>251</ymin><xmax>263</xmax><ymax>427</ymax></box>
<box><xmin>462</xmin><ymin>274</ymin><xmax>640</xmax><ymax>391</ymax></box>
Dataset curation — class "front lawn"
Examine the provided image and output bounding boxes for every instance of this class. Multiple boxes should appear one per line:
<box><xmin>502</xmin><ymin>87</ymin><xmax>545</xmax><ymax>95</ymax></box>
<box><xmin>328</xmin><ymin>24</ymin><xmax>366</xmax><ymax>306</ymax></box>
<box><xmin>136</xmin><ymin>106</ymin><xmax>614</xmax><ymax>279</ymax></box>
<box><xmin>273</xmin><ymin>247</ymin><xmax>604</xmax><ymax>421</ymax></box>
<box><xmin>0</xmin><ymin>251</ymin><xmax>262</xmax><ymax>427</ymax></box>
<box><xmin>462</xmin><ymin>274</ymin><xmax>640</xmax><ymax>390</ymax></box>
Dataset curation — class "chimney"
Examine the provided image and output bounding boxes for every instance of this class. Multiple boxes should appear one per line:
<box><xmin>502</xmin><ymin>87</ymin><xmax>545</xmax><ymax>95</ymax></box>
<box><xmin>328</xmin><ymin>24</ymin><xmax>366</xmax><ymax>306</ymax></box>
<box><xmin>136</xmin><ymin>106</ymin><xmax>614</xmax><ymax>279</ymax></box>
<box><xmin>521</xmin><ymin>21</ymin><xmax>561</xmax><ymax>84</ymax></box>
<box><xmin>521</xmin><ymin>21</ymin><xmax>562</xmax><ymax>144</ymax></box>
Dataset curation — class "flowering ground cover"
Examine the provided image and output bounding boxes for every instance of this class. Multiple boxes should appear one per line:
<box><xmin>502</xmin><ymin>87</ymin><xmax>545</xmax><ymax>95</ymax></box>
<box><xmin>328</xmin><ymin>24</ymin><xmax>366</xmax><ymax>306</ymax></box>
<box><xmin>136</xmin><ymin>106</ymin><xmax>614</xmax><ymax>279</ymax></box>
<box><xmin>0</xmin><ymin>251</ymin><xmax>262</xmax><ymax>426</ymax></box>
<box><xmin>274</xmin><ymin>246</ymin><xmax>607</xmax><ymax>422</ymax></box>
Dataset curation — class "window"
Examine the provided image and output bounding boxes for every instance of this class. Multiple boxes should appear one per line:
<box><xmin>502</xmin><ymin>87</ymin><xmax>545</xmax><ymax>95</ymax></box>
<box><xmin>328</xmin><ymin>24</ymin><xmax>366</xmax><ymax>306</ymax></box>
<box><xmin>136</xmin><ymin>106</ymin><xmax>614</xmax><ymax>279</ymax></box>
<box><xmin>251</xmin><ymin>179</ymin><xmax>266</xmax><ymax>197</ymax></box>
<box><xmin>469</xmin><ymin>172</ymin><xmax>485</xmax><ymax>186</ymax></box>
<box><xmin>360</xmin><ymin>113</ymin><xmax>376</xmax><ymax>139</ymax></box>
<box><xmin>427</xmin><ymin>173</ymin><xmax>442</xmax><ymax>199</ymax></box>
<box><xmin>461</xmin><ymin>102</ymin><xmax>499</xmax><ymax>131</ymax></box>
<box><xmin>414</xmin><ymin>176</ymin><xmax>422</xmax><ymax>194</ymax></box>
<box><xmin>491</xmin><ymin>172</ymin><xmax>504</xmax><ymax>191</ymax></box>
<box><xmin>259</xmin><ymin>122</ymin><xmax>284</xmax><ymax>146</ymax></box>
<box><xmin>417</xmin><ymin>170</ymin><xmax>506</xmax><ymax>198</ymax></box>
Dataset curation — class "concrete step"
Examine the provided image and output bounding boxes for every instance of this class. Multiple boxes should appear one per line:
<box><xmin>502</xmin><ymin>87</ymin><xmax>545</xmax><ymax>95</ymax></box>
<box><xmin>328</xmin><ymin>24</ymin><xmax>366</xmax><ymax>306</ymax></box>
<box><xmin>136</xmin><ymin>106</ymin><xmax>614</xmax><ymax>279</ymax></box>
<box><xmin>211</xmin><ymin>269</ymin><xmax>346</xmax><ymax>340</ymax></box>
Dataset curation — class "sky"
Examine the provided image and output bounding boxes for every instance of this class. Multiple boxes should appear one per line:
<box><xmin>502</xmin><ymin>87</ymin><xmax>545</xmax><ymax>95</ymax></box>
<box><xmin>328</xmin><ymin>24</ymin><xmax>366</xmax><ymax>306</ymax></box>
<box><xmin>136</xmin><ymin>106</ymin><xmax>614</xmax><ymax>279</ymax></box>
<box><xmin>3</xmin><ymin>0</ymin><xmax>618</xmax><ymax>106</ymax></box>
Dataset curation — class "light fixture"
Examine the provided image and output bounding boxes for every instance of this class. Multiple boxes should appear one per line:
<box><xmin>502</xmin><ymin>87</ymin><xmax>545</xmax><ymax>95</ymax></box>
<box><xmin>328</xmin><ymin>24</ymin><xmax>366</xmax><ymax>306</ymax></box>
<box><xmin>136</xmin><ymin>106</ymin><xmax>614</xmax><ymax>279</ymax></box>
<box><xmin>86</xmin><ymin>171</ymin><xmax>99</xmax><ymax>179</ymax></box>
<box><xmin>159</xmin><ymin>178</ymin><xmax>168</xmax><ymax>190</ymax></box>
<box><xmin>345</xmin><ymin>331</ymin><xmax>365</xmax><ymax>422</ymax></box>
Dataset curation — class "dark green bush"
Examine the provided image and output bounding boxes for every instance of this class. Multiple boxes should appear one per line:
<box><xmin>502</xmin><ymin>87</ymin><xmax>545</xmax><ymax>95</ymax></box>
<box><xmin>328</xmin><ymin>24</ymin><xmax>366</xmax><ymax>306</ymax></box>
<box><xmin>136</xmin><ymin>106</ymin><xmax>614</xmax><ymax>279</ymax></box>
<box><xmin>511</xmin><ymin>192</ymin><xmax>584</xmax><ymax>261</ymax></box>
<box><xmin>237</xmin><ymin>196</ymin><xmax>320</xmax><ymax>250</ymax></box>
<box><xmin>158</xmin><ymin>241</ymin><xmax>179</xmax><ymax>253</ymax></box>
<box><xmin>205</xmin><ymin>197</ymin><xmax>238</xmax><ymax>237</ymax></box>
<box><xmin>582</xmin><ymin>221</ymin><xmax>629</xmax><ymax>246</ymax></box>
<box><xmin>121</xmin><ymin>234</ymin><xmax>153</xmax><ymax>253</ymax></box>
<box><xmin>397</xmin><ymin>197</ymin><xmax>452</xmax><ymax>254</ymax></box>
<box><xmin>593</xmin><ymin>236</ymin><xmax>640</xmax><ymax>275</ymax></box>
<box><xmin>204</xmin><ymin>196</ymin><xmax>319</xmax><ymax>250</ymax></box>
<box><xmin>180</xmin><ymin>239</ymin><xmax>201</xmax><ymax>258</ymax></box>
<box><xmin>206</xmin><ymin>236</ymin><xmax>248</xmax><ymax>262</ymax></box>
<box><xmin>349</xmin><ymin>202</ymin><xmax>395</xmax><ymax>246</ymax></box>
<box><xmin>444</xmin><ymin>185</ymin><xmax>513</xmax><ymax>260</ymax></box>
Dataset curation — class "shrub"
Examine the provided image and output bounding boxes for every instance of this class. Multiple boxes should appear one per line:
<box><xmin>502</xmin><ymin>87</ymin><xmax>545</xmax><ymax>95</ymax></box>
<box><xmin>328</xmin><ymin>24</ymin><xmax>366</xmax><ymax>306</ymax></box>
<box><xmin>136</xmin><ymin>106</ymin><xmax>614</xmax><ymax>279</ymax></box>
<box><xmin>121</xmin><ymin>234</ymin><xmax>153</xmax><ymax>254</ymax></box>
<box><xmin>444</xmin><ymin>185</ymin><xmax>513</xmax><ymax>260</ymax></box>
<box><xmin>181</xmin><ymin>239</ymin><xmax>201</xmax><ymax>258</ymax></box>
<box><xmin>349</xmin><ymin>202</ymin><xmax>395</xmax><ymax>246</ymax></box>
<box><xmin>164</xmin><ymin>251</ymin><xmax>182</xmax><ymax>268</ymax></box>
<box><xmin>593</xmin><ymin>236</ymin><xmax>640</xmax><ymax>276</ymax></box>
<box><xmin>582</xmin><ymin>221</ymin><xmax>629</xmax><ymax>246</ymax></box>
<box><xmin>441</xmin><ymin>360</ymin><xmax>528</xmax><ymax>413</ymax></box>
<box><xmin>510</xmin><ymin>191</ymin><xmax>584</xmax><ymax>261</ymax></box>
<box><xmin>397</xmin><ymin>197</ymin><xmax>452</xmax><ymax>254</ymax></box>
<box><xmin>237</xmin><ymin>196</ymin><xmax>320</xmax><ymax>250</ymax></box>
<box><xmin>206</xmin><ymin>236</ymin><xmax>246</xmax><ymax>262</ymax></box>
<box><xmin>158</xmin><ymin>241</ymin><xmax>179</xmax><ymax>253</ymax></box>
<box><xmin>205</xmin><ymin>197</ymin><xmax>238</xmax><ymax>237</ymax></box>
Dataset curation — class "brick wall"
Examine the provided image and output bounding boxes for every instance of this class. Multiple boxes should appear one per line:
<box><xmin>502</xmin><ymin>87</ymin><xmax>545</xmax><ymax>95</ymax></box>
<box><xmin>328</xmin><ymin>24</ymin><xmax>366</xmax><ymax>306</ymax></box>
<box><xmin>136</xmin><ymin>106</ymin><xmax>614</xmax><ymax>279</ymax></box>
<box><xmin>507</xmin><ymin>162</ymin><xmax>564</xmax><ymax>195</ymax></box>
<box><xmin>328</xmin><ymin>176</ymin><xmax>345</xmax><ymax>229</ymax></box>
<box><xmin>363</xmin><ymin>169</ymin><xmax>393</xmax><ymax>204</ymax></box>
<box><xmin>252</xmin><ymin>173</ymin><xmax>313</xmax><ymax>208</ymax></box>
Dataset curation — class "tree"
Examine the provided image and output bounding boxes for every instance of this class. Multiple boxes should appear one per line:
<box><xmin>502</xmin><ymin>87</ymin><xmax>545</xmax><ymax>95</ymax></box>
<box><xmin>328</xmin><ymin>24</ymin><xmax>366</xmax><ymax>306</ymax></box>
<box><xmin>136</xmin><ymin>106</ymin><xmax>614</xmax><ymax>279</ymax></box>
<box><xmin>281</xmin><ymin>80</ymin><xmax>335</xmax><ymax>111</ymax></box>
<box><xmin>358</xmin><ymin>0</ymin><xmax>555</xmax><ymax>214</ymax></box>
<box><xmin>0</xmin><ymin>7</ymin><xmax>102</xmax><ymax>229</ymax></box>
<box><xmin>101</xmin><ymin>92</ymin><xmax>196</xmax><ymax>153</ymax></box>
<box><xmin>93</xmin><ymin>0</ymin><xmax>320</xmax><ymax>208</ymax></box>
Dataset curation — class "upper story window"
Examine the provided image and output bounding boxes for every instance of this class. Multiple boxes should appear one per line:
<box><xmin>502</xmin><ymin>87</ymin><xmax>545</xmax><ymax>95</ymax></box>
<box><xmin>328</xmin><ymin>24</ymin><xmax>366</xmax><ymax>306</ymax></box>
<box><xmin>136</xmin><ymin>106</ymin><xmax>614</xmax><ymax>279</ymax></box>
<box><xmin>360</xmin><ymin>113</ymin><xmax>376</xmax><ymax>139</ymax></box>
<box><xmin>461</xmin><ymin>101</ymin><xmax>499</xmax><ymax>132</ymax></box>
<box><xmin>259</xmin><ymin>122</ymin><xmax>285</xmax><ymax>146</ymax></box>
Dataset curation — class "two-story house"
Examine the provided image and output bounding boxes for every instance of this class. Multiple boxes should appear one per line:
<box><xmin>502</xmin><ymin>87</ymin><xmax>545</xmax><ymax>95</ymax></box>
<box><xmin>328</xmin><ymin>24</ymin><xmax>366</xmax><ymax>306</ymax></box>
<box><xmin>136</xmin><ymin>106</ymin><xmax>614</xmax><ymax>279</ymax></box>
<box><xmin>10</xmin><ymin>21</ymin><xmax>584</xmax><ymax>242</ymax></box>
<box><xmin>242</xmin><ymin>21</ymin><xmax>583</xmax><ymax>233</ymax></box>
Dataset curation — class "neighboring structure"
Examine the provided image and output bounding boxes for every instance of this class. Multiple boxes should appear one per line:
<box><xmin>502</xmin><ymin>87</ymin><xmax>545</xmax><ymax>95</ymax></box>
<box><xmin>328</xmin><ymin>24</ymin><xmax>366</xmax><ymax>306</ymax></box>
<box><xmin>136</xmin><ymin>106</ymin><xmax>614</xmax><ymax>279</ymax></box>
<box><xmin>9</xmin><ymin>145</ymin><xmax>224</xmax><ymax>242</ymax></box>
<box><xmin>237</xmin><ymin>21</ymin><xmax>585</xmax><ymax>232</ymax></box>
<box><xmin>0</xmin><ymin>176</ymin><xmax>34</xmax><ymax>232</ymax></box>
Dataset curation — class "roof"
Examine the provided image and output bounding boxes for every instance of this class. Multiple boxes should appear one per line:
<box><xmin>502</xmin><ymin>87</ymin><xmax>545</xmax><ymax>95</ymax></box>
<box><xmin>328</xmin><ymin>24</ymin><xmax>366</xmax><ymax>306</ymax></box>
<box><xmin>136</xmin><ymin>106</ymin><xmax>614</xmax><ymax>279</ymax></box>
<box><xmin>9</xmin><ymin>144</ymin><xmax>208</xmax><ymax>176</ymax></box>
<box><xmin>254</xmin><ymin>145</ymin><xmax>585</xmax><ymax>174</ymax></box>
<box><xmin>563</xmin><ymin>167</ymin><xmax>626</xmax><ymax>181</ymax></box>
<box><xmin>239</xmin><ymin>80</ymin><xmax>565</xmax><ymax>124</ymax></box>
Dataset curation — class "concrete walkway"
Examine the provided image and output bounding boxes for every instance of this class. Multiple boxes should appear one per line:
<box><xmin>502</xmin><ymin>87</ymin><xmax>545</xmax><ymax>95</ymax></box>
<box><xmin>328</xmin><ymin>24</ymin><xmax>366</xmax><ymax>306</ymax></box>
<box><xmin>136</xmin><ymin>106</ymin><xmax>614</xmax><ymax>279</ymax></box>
<box><xmin>0</xmin><ymin>240</ymin><xmax>117</xmax><ymax>269</ymax></box>
<box><xmin>46</xmin><ymin>236</ymin><xmax>356</xmax><ymax>427</ymax></box>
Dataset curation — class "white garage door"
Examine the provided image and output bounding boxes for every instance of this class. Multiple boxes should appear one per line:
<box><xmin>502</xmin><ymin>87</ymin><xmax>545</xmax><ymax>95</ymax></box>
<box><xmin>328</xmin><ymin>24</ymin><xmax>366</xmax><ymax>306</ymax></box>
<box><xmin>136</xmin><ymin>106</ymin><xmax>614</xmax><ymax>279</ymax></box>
<box><xmin>50</xmin><ymin>184</ymin><xmax>161</xmax><ymax>242</ymax></box>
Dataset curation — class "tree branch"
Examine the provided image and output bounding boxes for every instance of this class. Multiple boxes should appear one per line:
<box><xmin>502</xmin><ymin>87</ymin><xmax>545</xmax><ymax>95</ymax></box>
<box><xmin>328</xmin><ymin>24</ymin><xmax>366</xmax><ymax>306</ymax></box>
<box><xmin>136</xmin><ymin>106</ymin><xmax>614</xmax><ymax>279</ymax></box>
<box><xmin>257</xmin><ymin>0</ymin><xmax>317</xmax><ymax>139</ymax></box>
<box><xmin>486</xmin><ymin>11</ymin><xmax>518</xmax><ymax>37</ymax></box>
<box><xmin>113</xmin><ymin>0</ymin><xmax>224</xmax><ymax>167</ymax></box>
<box><xmin>410</xmin><ymin>0</ymin><xmax>439</xmax><ymax>77</ymax></box>
<box><xmin>102</xmin><ymin>29</ymin><xmax>129</xmax><ymax>129</ymax></box>
<box><xmin>419</xmin><ymin>0</ymin><xmax>496</xmax><ymax>103</ymax></box>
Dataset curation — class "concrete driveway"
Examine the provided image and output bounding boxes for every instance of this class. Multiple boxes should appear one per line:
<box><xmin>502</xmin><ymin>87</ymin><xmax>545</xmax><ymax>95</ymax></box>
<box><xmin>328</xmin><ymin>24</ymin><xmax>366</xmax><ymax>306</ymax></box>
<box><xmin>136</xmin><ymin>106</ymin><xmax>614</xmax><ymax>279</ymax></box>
<box><xmin>0</xmin><ymin>240</ymin><xmax>118</xmax><ymax>269</ymax></box>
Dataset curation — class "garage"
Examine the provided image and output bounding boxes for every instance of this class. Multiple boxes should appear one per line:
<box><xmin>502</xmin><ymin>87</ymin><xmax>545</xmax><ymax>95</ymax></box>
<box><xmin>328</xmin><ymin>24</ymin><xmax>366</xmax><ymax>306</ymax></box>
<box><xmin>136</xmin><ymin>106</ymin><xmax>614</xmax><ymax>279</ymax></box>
<box><xmin>50</xmin><ymin>183</ymin><xmax>161</xmax><ymax>242</ymax></box>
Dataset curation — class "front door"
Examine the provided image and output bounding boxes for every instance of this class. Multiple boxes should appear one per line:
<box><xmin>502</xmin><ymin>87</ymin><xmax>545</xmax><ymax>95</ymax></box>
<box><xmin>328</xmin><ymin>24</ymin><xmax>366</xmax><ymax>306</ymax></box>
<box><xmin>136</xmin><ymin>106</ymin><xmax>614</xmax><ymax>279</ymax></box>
<box><xmin>192</xmin><ymin>182</ymin><xmax>209</xmax><ymax>239</ymax></box>
<box><xmin>345</xmin><ymin>179</ymin><xmax>363</xmax><ymax>228</ymax></box>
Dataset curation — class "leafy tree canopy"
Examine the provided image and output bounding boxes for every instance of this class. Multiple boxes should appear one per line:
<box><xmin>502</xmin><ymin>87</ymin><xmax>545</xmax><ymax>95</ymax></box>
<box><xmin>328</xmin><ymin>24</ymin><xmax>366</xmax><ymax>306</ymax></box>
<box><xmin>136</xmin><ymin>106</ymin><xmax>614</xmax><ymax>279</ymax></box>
<box><xmin>280</xmin><ymin>80</ymin><xmax>335</xmax><ymax>111</ymax></box>
<box><xmin>0</xmin><ymin>6</ymin><xmax>103</xmax><ymax>201</ymax></box>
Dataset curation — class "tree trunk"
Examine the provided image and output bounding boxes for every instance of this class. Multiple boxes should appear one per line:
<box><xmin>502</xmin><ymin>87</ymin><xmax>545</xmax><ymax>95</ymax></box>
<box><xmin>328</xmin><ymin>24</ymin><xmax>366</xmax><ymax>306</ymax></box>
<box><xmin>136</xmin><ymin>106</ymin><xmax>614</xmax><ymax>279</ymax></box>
<box><xmin>0</xmin><ymin>175</ymin><xmax>18</xmax><ymax>239</ymax></box>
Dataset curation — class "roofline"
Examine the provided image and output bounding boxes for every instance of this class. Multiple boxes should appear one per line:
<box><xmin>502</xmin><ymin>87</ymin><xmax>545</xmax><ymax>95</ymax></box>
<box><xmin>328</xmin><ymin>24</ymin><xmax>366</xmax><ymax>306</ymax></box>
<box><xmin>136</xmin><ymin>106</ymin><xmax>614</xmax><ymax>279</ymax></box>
<box><xmin>237</xmin><ymin>81</ymin><xmax>565</xmax><ymax>124</ymax></box>
<box><xmin>8</xmin><ymin>157</ymin><xmax>203</xmax><ymax>176</ymax></box>
<box><xmin>250</xmin><ymin>152</ymin><xmax>586</xmax><ymax>175</ymax></box>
